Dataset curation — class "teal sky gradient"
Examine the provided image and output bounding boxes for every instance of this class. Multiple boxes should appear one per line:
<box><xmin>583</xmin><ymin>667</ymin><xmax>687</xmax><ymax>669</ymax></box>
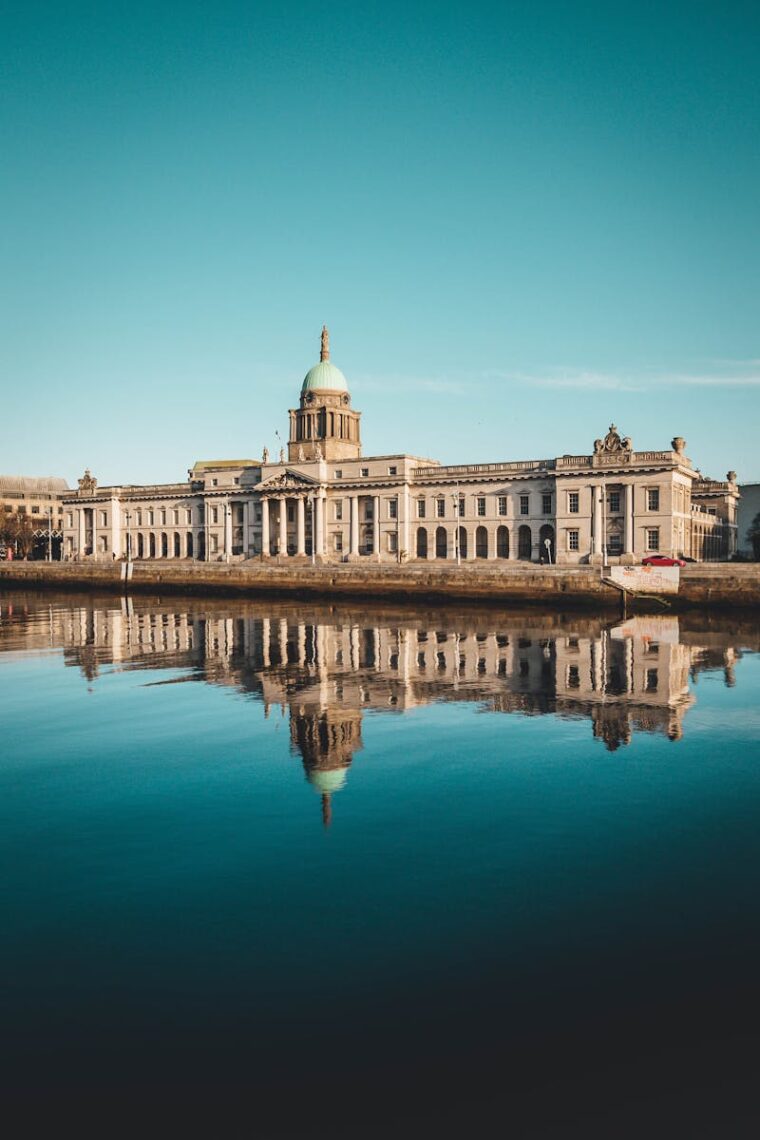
<box><xmin>2</xmin><ymin>1</ymin><xmax>758</xmax><ymax>484</ymax></box>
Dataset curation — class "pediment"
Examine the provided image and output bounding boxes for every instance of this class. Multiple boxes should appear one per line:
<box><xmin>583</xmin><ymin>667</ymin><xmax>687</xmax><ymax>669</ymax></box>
<box><xmin>255</xmin><ymin>468</ymin><xmax>320</xmax><ymax>493</ymax></box>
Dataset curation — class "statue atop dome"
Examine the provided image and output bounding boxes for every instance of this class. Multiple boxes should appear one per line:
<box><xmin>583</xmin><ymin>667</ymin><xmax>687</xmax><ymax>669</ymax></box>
<box><xmin>320</xmin><ymin>324</ymin><xmax>329</xmax><ymax>362</ymax></box>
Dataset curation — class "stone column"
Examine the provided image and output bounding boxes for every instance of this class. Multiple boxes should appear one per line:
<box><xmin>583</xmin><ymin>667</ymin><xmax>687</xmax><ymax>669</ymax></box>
<box><xmin>261</xmin><ymin>498</ymin><xmax>270</xmax><ymax>556</ymax></box>
<box><xmin>402</xmin><ymin>486</ymin><xmax>410</xmax><ymax>560</ymax></box>
<box><xmin>296</xmin><ymin>497</ymin><xmax>305</xmax><ymax>555</ymax></box>
<box><xmin>624</xmin><ymin>484</ymin><xmax>634</xmax><ymax>554</ymax></box>
<box><xmin>592</xmin><ymin>485</ymin><xmax>602</xmax><ymax>556</ymax></box>
<box><xmin>373</xmin><ymin>496</ymin><xmax>380</xmax><ymax>558</ymax></box>
<box><xmin>278</xmin><ymin>497</ymin><xmax>287</xmax><ymax>555</ymax></box>
<box><xmin>78</xmin><ymin>509</ymin><xmax>86</xmax><ymax>557</ymax></box>
<box><xmin>315</xmin><ymin>494</ymin><xmax>324</xmax><ymax>557</ymax></box>
<box><xmin>350</xmin><ymin>496</ymin><xmax>360</xmax><ymax>555</ymax></box>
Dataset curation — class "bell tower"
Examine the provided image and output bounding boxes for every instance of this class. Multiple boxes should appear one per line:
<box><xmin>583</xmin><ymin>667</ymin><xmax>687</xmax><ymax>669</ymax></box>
<box><xmin>288</xmin><ymin>326</ymin><xmax>362</xmax><ymax>462</ymax></box>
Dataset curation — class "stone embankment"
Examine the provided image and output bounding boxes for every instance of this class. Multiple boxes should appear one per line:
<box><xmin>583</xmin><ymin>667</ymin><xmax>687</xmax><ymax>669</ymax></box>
<box><xmin>1</xmin><ymin>560</ymin><xmax>759</xmax><ymax>610</ymax></box>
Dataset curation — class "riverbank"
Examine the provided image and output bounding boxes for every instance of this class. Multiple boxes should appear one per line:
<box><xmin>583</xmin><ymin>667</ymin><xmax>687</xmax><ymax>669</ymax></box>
<box><xmin>2</xmin><ymin>559</ymin><xmax>759</xmax><ymax>610</ymax></box>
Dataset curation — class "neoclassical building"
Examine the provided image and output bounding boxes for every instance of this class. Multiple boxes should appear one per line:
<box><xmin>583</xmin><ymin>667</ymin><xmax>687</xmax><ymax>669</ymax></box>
<box><xmin>62</xmin><ymin>328</ymin><xmax>739</xmax><ymax>564</ymax></box>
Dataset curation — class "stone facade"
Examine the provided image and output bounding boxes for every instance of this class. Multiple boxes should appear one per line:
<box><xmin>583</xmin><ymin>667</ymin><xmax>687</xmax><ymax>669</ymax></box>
<box><xmin>61</xmin><ymin>331</ymin><xmax>739</xmax><ymax>565</ymax></box>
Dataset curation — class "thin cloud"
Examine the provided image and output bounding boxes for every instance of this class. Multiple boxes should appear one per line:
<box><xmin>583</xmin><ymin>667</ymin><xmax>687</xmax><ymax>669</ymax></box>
<box><xmin>353</xmin><ymin>374</ymin><xmax>467</xmax><ymax>395</ymax></box>
<box><xmin>663</xmin><ymin>372</ymin><xmax>760</xmax><ymax>387</ymax></box>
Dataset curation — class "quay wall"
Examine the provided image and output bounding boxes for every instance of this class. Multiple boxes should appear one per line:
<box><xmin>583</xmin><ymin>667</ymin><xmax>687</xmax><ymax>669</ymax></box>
<box><xmin>1</xmin><ymin>560</ymin><xmax>759</xmax><ymax>610</ymax></box>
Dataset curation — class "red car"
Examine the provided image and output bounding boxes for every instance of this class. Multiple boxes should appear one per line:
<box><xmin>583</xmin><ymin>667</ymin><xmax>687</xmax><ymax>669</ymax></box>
<box><xmin>641</xmin><ymin>555</ymin><xmax>686</xmax><ymax>568</ymax></box>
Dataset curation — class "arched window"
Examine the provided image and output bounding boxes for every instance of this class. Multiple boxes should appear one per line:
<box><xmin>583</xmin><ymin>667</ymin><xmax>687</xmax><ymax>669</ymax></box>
<box><xmin>186</xmin><ymin>532</ymin><xmax>194</xmax><ymax>558</ymax></box>
<box><xmin>160</xmin><ymin>532</ymin><xmax>168</xmax><ymax>558</ymax></box>
<box><xmin>518</xmin><ymin>525</ymin><xmax>532</xmax><ymax>560</ymax></box>
<box><xmin>435</xmin><ymin>526</ymin><xmax>447</xmax><ymax>558</ymax></box>
<box><xmin>458</xmin><ymin>526</ymin><xmax>468</xmax><ymax>560</ymax></box>
<box><xmin>497</xmin><ymin>525</ymin><xmax>509</xmax><ymax>559</ymax></box>
<box><xmin>173</xmin><ymin>532</ymin><xmax>181</xmax><ymax>557</ymax></box>
<box><xmin>149</xmin><ymin>533</ymin><xmax>157</xmax><ymax>558</ymax></box>
<box><xmin>198</xmin><ymin>531</ymin><xmax>206</xmax><ymax>561</ymax></box>
<box><xmin>416</xmin><ymin>527</ymin><xmax>428</xmax><ymax>559</ymax></box>
<box><xmin>539</xmin><ymin>524</ymin><xmax>555</xmax><ymax>563</ymax></box>
<box><xmin>476</xmin><ymin>526</ymin><xmax>488</xmax><ymax>559</ymax></box>
<box><xmin>137</xmin><ymin>533</ymin><xmax>144</xmax><ymax>559</ymax></box>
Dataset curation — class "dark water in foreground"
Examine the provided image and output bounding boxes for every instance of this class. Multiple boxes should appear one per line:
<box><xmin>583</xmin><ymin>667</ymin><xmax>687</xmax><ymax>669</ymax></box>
<box><xmin>1</xmin><ymin>591</ymin><xmax>759</xmax><ymax>1136</ymax></box>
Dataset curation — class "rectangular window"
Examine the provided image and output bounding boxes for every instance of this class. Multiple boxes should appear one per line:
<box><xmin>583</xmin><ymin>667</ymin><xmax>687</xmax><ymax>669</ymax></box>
<box><xmin>608</xmin><ymin>491</ymin><xmax>620</xmax><ymax>514</ymax></box>
<box><xmin>160</xmin><ymin>509</ymin><xmax>166</xmax><ymax>525</ymax></box>
<box><xmin>647</xmin><ymin>528</ymin><xmax>659</xmax><ymax>551</ymax></box>
<box><xmin>147</xmin><ymin>511</ymin><xmax>154</xmax><ymax>525</ymax></box>
<box><xmin>458</xmin><ymin>497</ymin><xmax>465</xmax><ymax>517</ymax></box>
<box><xmin>186</xmin><ymin>509</ymin><xmax>192</xmax><ymax>524</ymax></box>
<box><xmin>388</xmin><ymin>465</ymin><xmax>397</xmax><ymax>476</ymax></box>
<box><xmin>568</xmin><ymin>529</ymin><xmax>579</xmax><ymax>551</ymax></box>
<box><xmin>361</xmin><ymin>467</ymin><xmax>369</xmax><ymax>477</ymax></box>
<box><xmin>66</xmin><ymin>513</ymin><xmax>73</xmax><ymax>528</ymax></box>
<box><xmin>31</xmin><ymin>506</ymin><xmax>40</xmax><ymax>515</ymax></box>
<box><xmin>646</xmin><ymin>668</ymin><xmax>658</xmax><ymax>692</ymax></box>
<box><xmin>287</xmin><ymin>504</ymin><xmax>295</xmax><ymax>522</ymax></box>
<box><xmin>498</xmin><ymin>496</ymin><xmax>507</xmax><ymax>516</ymax></box>
<box><xmin>136</xmin><ymin>510</ymin><xmax>143</xmax><ymax>525</ymax></box>
<box><xmin>647</xmin><ymin>488</ymin><xmax>660</xmax><ymax>511</ymax></box>
<box><xmin>334</xmin><ymin>500</ymin><xmax>343</xmax><ymax>520</ymax></box>
<box><xmin>417</xmin><ymin>499</ymin><xmax>426</xmax><ymax>519</ymax></box>
<box><xmin>211</xmin><ymin>478</ymin><xmax>218</xmax><ymax>487</ymax></box>
<box><xmin>436</xmin><ymin>499</ymin><xmax>445</xmax><ymax>518</ymax></box>
<box><xmin>520</xmin><ymin>495</ymin><xmax>529</xmax><ymax>516</ymax></box>
<box><xmin>210</xmin><ymin>534</ymin><xmax>219</xmax><ymax>553</ymax></box>
<box><xmin>388</xmin><ymin>498</ymin><xmax>398</xmax><ymax>520</ymax></box>
<box><xmin>476</xmin><ymin>497</ymin><xmax>486</xmax><ymax>517</ymax></box>
<box><xmin>211</xmin><ymin>507</ymin><xmax>218</xmax><ymax>524</ymax></box>
<box><xmin>173</xmin><ymin>509</ymin><xmax>179</xmax><ymax>524</ymax></box>
<box><xmin>388</xmin><ymin>532</ymin><xmax>398</xmax><ymax>553</ymax></box>
<box><xmin>334</xmin><ymin>470</ymin><xmax>342</xmax><ymax>479</ymax></box>
<box><xmin>99</xmin><ymin>510</ymin><xmax>107</xmax><ymax>526</ymax></box>
<box><xmin>567</xmin><ymin>664</ymin><xmax>580</xmax><ymax>689</ymax></box>
<box><xmin>608</xmin><ymin>533</ymin><xmax>622</xmax><ymax>552</ymax></box>
<box><xmin>542</xmin><ymin>493</ymin><xmax>552</xmax><ymax>514</ymax></box>
<box><xmin>568</xmin><ymin>492</ymin><xmax>579</xmax><ymax>514</ymax></box>
<box><xmin>334</xmin><ymin>532</ymin><xmax>343</xmax><ymax>552</ymax></box>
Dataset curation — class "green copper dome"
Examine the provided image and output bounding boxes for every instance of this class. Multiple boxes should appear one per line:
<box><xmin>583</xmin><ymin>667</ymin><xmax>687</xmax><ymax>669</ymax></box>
<box><xmin>301</xmin><ymin>359</ymin><xmax>349</xmax><ymax>394</ymax></box>
<box><xmin>301</xmin><ymin>325</ymin><xmax>349</xmax><ymax>394</ymax></box>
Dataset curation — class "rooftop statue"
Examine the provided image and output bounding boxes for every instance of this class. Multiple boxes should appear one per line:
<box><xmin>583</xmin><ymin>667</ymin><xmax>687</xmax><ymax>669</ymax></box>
<box><xmin>77</xmin><ymin>468</ymin><xmax>97</xmax><ymax>494</ymax></box>
<box><xmin>594</xmin><ymin>425</ymin><xmax>632</xmax><ymax>454</ymax></box>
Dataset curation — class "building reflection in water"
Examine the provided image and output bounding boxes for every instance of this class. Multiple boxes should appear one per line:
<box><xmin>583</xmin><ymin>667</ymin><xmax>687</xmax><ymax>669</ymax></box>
<box><xmin>0</xmin><ymin>594</ymin><xmax>753</xmax><ymax>825</ymax></box>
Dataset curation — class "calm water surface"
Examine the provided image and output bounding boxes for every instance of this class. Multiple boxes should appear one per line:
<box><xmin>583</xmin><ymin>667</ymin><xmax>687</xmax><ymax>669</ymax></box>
<box><xmin>2</xmin><ymin>591</ymin><xmax>760</xmax><ymax>1136</ymax></box>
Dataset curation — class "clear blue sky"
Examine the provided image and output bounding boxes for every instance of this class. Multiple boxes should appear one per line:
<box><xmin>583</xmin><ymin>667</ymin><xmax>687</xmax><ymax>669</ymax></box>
<box><xmin>2</xmin><ymin>0</ymin><xmax>758</xmax><ymax>485</ymax></box>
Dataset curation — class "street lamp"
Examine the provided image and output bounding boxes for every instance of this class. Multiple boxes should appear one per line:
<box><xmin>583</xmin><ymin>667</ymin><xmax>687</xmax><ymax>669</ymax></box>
<box><xmin>544</xmin><ymin>537</ymin><xmax>553</xmax><ymax>564</ymax></box>
<box><xmin>451</xmin><ymin>485</ymin><xmax>461</xmax><ymax>566</ymax></box>
<box><xmin>47</xmin><ymin>505</ymin><xmax>52</xmax><ymax>562</ymax></box>
<box><xmin>125</xmin><ymin>511</ymin><xmax>132</xmax><ymax>561</ymax></box>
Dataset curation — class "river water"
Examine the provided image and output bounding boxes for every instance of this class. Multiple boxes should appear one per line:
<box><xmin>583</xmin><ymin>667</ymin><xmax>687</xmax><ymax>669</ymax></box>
<box><xmin>1</xmin><ymin>590</ymin><xmax>759</xmax><ymax>1135</ymax></box>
